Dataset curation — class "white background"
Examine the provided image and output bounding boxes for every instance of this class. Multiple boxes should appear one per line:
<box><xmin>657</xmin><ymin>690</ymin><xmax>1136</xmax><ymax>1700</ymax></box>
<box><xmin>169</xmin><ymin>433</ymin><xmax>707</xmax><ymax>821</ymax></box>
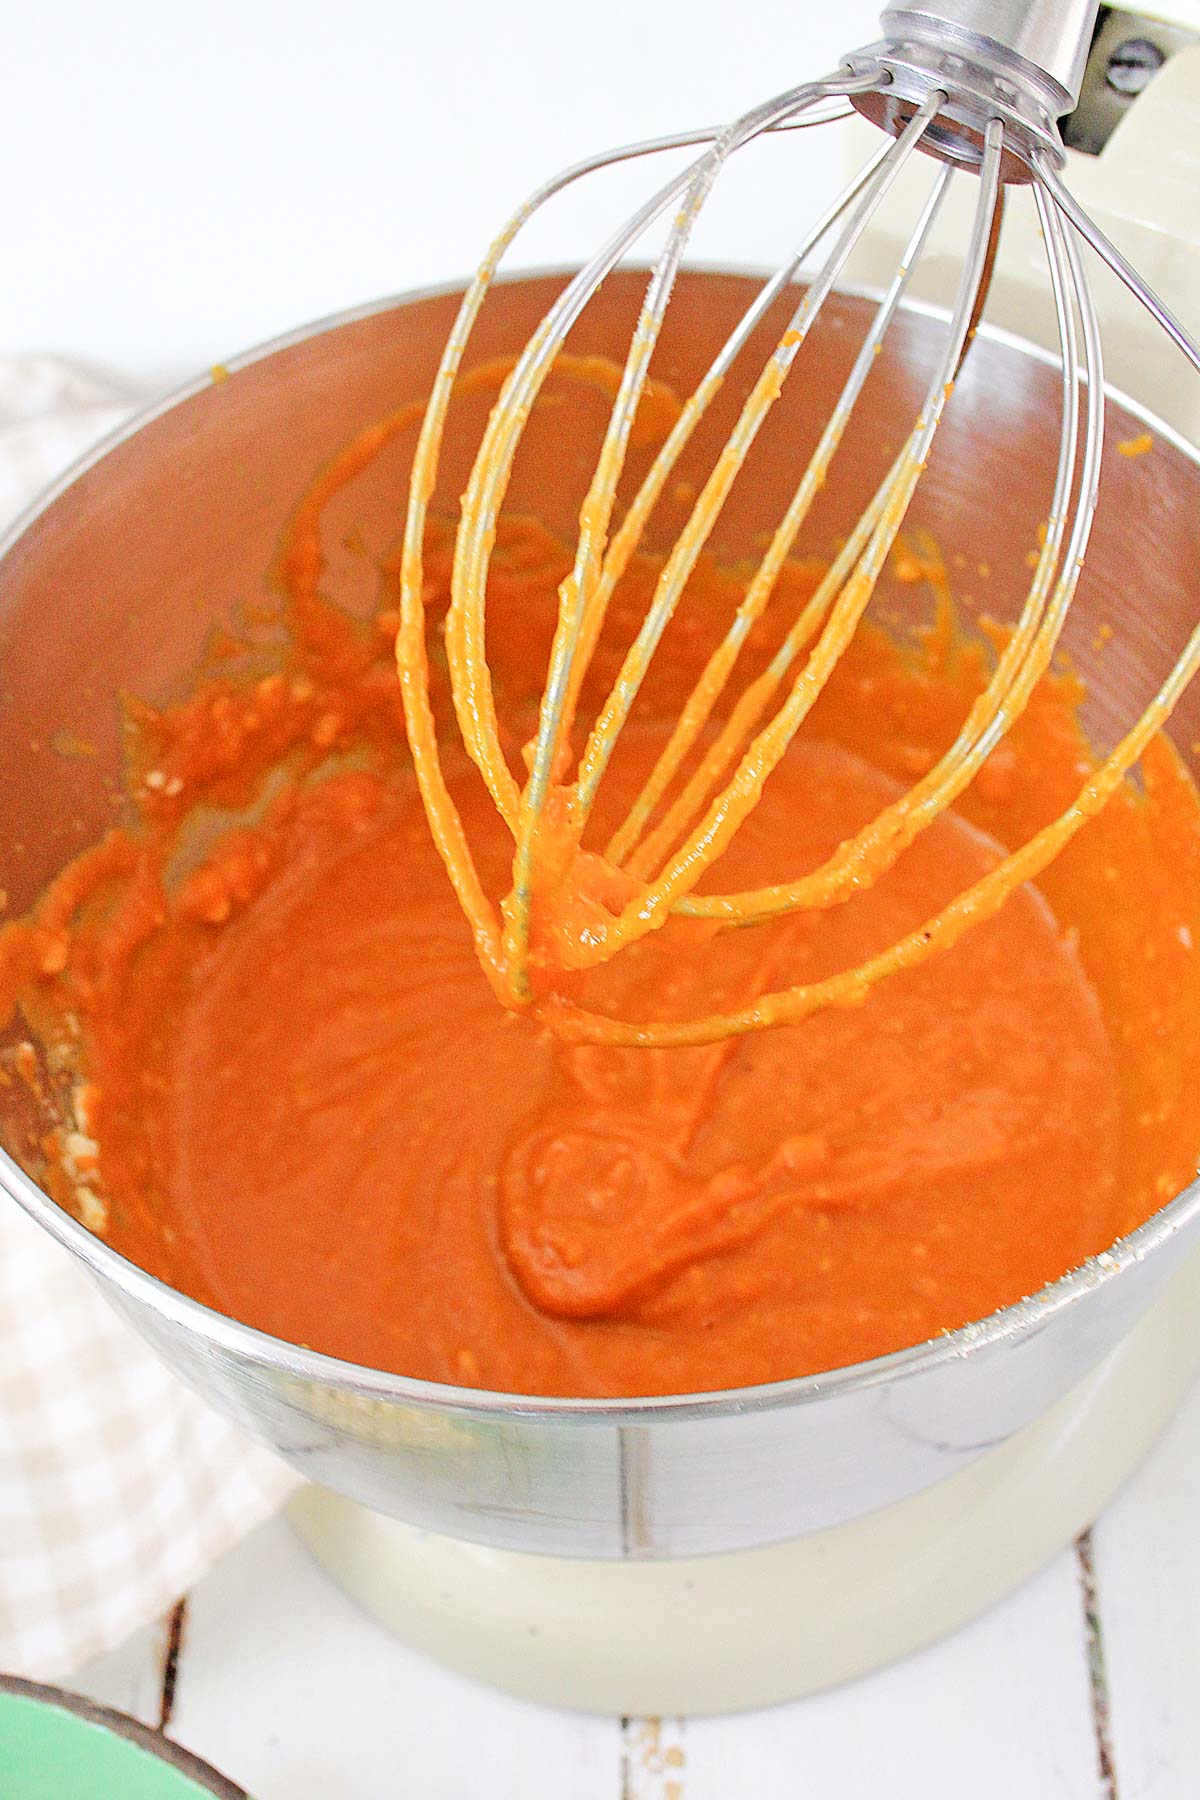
<box><xmin>3</xmin><ymin>0</ymin><xmax>884</xmax><ymax>384</ymax></box>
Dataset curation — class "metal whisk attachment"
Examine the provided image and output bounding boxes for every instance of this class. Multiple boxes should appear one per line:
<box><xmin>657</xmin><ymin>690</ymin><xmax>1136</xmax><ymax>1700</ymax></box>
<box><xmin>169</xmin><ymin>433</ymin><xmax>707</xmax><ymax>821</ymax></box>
<box><xmin>397</xmin><ymin>0</ymin><xmax>1200</xmax><ymax>1047</ymax></box>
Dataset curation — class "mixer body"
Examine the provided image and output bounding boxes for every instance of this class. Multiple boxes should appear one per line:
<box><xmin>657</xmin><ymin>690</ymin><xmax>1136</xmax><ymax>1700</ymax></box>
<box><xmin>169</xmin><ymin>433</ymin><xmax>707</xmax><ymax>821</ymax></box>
<box><xmin>2</xmin><ymin>274</ymin><xmax>1199</xmax><ymax>1560</ymax></box>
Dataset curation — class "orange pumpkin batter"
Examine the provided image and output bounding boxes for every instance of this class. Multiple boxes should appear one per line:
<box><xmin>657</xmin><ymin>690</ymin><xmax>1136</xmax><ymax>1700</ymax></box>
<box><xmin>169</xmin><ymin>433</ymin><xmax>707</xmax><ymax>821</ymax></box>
<box><xmin>2</xmin><ymin>421</ymin><xmax>1199</xmax><ymax>1396</ymax></box>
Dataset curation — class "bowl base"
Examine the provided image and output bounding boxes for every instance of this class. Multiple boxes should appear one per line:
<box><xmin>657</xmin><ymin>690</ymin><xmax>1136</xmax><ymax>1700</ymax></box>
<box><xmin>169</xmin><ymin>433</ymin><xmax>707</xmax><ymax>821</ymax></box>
<box><xmin>288</xmin><ymin>1251</ymin><xmax>1200</xmax><ymax>1714</ymax></box>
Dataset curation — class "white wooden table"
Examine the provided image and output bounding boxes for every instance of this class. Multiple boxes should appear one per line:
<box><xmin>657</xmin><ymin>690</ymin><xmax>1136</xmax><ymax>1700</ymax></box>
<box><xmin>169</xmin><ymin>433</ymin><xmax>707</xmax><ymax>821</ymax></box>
<box><xmin>63</xmin><ymin>1374</ymin><xmax>1200</xmax><ymax>1799</ymax></box>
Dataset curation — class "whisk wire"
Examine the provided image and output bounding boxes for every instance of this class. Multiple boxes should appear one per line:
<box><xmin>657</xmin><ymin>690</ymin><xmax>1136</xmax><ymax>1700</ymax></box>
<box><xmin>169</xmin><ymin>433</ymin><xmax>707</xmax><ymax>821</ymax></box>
<box><xmin>672</xmin><ymin>164</ymin><xmax>1090</xmax><ymax>923</ymax></box>
<box><xmin>604</xmin><ymin>156</ymin><xmax>956</xmax><ymax>871</ymax></box>
<box><xmin>1033</xmin><ymin>152</ymin><xmax>1200</xmax><ymax>381</ymax></box>
<box><xmin>570</xmin><ymin>93</ymin><xmax>946</xmax><ymax>824</ymax></box>
<box><xmin>620</xmin><ymin>449</ymin><xmax>910</xmax><ymax>883</ymax></box>
<box><xmin>559</xmin><ymin>132</ymin><xmax>902</xmax><ymax>772</ymax></box>
<box><xmin>551</xmin><ymin>120</ymin><xmax>1006</xmax><ymax>972</ymax></box>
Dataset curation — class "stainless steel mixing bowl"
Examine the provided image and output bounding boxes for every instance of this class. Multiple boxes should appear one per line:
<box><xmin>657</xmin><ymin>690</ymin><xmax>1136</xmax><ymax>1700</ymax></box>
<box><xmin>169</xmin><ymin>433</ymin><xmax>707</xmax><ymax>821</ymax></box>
<box><xmin>1</xmin><ymin>271</ymin><xmax>1198</xmax><ymax>1559</ymax></box>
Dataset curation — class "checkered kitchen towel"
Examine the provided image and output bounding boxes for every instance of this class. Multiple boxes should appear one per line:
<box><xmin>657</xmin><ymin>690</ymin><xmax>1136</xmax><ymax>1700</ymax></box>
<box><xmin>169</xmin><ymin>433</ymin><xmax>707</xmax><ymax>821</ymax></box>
<box><xmin>0</xmin><ymin>356</ymin><xmax>298</xmax><ymax>1680</ymax></box>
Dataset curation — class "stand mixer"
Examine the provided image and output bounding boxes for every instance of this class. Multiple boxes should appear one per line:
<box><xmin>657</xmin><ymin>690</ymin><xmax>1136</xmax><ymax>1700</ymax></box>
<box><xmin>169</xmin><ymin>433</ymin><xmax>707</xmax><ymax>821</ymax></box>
<box><xmin>0</xmin><ymin>0</ymin><xmax>1198</xmax><ymax>1715</ymax></box>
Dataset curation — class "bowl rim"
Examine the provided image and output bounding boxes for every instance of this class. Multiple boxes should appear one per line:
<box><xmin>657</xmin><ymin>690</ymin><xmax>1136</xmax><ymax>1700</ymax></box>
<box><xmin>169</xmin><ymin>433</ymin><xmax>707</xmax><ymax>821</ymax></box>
<box><xmin>2</xmin><ymin>264</ymin><xmax>1199</xmax><ymax>1425</ymax></box>
<box><xmin>0</xmin><ymin>1674</ymin><xmax>246</xmax><ymax>1797</ymax></box>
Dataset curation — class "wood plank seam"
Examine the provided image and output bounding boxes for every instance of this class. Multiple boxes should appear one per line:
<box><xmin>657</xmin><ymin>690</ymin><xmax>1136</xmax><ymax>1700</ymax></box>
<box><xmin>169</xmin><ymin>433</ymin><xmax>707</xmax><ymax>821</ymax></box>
<box><xmin>156</xmin><ymin>1597</ymin><xmax>188</xmax><ymax>1734</ymax></box>
<box><xmin>1075</xmin><ymin>1530</ymin><xmax>1119</xmax><ymax>1799</ymax></box>
<box><xmin>621</xmin><ymin>1716</ymin><xmax>635</xmax><ymax>1800</ymax></box>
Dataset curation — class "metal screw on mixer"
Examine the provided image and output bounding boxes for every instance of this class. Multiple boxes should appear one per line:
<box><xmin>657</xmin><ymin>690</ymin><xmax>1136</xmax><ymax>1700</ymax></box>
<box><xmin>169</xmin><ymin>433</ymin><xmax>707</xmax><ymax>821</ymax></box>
<box><xmin>1105</xmin><ymin>36</ymin><xmax>1166</xmax><ymax>95</ymax></box>
<box><xmin>397</xmin><ymin>0</ymin><xmax>1200</xmax><ymax>1047</ymax></box>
